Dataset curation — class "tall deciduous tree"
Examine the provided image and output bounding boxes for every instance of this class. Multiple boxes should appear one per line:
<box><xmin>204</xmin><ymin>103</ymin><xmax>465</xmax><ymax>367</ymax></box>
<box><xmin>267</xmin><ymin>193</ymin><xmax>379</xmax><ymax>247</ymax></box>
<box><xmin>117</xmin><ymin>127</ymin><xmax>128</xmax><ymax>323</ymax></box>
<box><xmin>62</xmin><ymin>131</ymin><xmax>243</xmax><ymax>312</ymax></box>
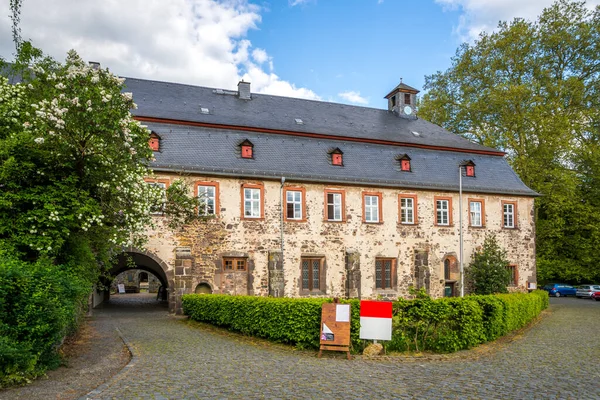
<box><xmin>419</xmin><ymin>0</ymin><xmax>600</xmax><ymax>283</ymax></box>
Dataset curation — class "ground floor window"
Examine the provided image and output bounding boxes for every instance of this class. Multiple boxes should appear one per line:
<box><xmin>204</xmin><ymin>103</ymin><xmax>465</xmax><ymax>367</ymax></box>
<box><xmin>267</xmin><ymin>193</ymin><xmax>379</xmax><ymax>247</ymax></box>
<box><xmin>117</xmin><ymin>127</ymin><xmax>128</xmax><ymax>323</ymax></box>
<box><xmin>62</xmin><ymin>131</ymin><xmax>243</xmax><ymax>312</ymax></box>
<box><xmin>375</xmin><ymin>258</ymin><xmax>395</xmax><ymax>289</ymax></box>
<box><xmin>506</xmin><ymin>264</ymin><xmax>518</xmax><ymax>286</ymax></box>
<box><xmin>301</xmin><ymin>257</ymin><xmax>323</xmax><ymax>291</ymax></box>
<box><xmin>223</xmin><ymin>257</ymin><xmax>247</xmax><ymax>271</ymax></box>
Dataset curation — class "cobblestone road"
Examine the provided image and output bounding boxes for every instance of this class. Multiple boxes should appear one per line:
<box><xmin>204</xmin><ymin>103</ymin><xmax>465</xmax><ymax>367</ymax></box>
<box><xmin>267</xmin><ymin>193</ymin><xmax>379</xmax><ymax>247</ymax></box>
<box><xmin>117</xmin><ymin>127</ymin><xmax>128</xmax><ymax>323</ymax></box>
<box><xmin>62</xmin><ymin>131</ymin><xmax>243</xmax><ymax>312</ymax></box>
<box><xmin>86</xmin><ymin>295</ymin><xmax>600</xmax><ymax>400</ymax></box>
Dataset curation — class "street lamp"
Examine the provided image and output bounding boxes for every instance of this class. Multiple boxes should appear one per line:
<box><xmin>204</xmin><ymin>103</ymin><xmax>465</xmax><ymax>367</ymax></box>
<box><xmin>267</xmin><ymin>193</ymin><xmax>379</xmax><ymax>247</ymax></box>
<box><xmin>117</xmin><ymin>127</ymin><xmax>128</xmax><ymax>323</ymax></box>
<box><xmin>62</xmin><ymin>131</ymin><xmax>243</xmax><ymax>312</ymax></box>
<box><xmin>458</xmin><ymin>162</ymin><xmax>466</xmax><ymax>297</ymax></box>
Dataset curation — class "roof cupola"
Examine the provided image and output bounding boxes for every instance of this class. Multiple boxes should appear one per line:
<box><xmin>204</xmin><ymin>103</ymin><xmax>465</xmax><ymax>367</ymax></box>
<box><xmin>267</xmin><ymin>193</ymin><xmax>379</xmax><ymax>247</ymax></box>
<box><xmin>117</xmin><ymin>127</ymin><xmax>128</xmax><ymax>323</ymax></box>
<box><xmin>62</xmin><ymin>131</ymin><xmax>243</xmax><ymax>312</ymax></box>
<box><xmin>384</xmin><ymin>79</ymin><xmax>419</xmax><ymax>119</ymax></box>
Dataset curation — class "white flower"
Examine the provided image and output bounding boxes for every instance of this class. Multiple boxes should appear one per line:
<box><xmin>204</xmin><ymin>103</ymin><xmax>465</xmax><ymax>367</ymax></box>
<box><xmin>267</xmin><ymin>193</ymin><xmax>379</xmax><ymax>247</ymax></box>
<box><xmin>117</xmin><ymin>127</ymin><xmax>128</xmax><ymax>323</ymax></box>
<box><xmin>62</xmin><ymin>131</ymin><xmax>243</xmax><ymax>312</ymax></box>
<box><xmin>34</xmin><ymin>137</ymin><xmax>45</xmax><ymax>144</ymax></box>
<box><xmin>55</xmin><ymin>83</ymin><xmax>66</xmax><ymax>90</ymax></box>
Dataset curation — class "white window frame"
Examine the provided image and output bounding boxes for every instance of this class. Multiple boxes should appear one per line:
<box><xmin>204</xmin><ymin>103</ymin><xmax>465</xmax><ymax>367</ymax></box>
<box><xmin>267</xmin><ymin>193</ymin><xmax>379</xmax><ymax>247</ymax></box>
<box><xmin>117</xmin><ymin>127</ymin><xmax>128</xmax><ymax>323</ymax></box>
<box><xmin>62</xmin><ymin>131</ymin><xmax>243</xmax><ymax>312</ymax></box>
<box><xmin>327</xmin><ymin>192</ymin><xmax>342</xmax><ymax>221</ymax></box>
<box><xmin>364</xmin><ymin>195</ymin><xmax>380</xmax><ymax>223</ymax></box>
<box><xmin>244</xmin><ymin>188</ymin><xmax>261</xmax><ymax>218</ymax></box>
<box><xmin>503</xmin><ymin>203</ymin><xmax>515</xmax><ymax>228</ymax></box>
<box><xmin>436</xmin><ymin>199</ymin><xmax>449</xmax><ymax>226</ymax></box>
<box><xmin>197</xmin><ymin>185</ymin><xmax>216</xmax><ymax>215</ymax></box>
<box><xmin>286</xmin><ymin>190</ymin><xmax>303</xmax><ymax>220</ymax></box>
<box><xmin>470</xmin><ymin>201</ymin><xmax>482</xmax><ymax>227</ymax></box>
<box><xmin>400</xmin><ymin>197</ymin><xmax>414</xmax><ymax>224</ymax></box>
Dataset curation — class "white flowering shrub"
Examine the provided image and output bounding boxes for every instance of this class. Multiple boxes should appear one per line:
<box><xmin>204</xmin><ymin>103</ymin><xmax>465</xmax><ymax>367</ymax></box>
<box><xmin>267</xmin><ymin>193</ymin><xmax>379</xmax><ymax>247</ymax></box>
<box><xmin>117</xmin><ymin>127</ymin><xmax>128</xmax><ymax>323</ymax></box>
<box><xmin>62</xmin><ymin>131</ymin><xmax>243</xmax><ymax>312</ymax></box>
<box><xmin>0</xmin><ymin>46</ymin><xmax>196</xmax><ymax>276</ymax></box>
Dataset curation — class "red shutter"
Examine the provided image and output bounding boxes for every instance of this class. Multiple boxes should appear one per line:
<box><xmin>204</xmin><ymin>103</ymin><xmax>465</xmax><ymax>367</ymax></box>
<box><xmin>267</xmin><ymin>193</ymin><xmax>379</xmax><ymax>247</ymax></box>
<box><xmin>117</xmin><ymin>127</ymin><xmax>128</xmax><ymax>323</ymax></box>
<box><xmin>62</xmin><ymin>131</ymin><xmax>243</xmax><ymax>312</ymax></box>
<box><xmin>466</xmin><ymin>165</ymin><xmax>474</xmax><ymax>176</ymax></box>
<box><xmin>401</xmin><ymin>159</ymin><xmax>410</xmax><ymax>171</ymax></box>
<box><xmin>149</xmin><ymin>138</ymin><xmax>159</xmax><ymax>151</ymax></box>
<box><xmin>332</xmin><ymin>153</ymin><xmax>342</xmax><ymax>166</ymax></box>
<box><xmin>242</xmin><ymin>145</ymin><xmax>253</xmax><ymax>158</ymax></box>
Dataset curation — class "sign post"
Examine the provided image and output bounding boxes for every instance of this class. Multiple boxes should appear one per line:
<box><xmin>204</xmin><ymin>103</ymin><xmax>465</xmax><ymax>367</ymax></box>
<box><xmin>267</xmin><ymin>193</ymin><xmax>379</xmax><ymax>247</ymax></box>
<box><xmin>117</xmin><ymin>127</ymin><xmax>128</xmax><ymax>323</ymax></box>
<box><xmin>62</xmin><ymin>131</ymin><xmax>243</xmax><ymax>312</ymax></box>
<box><xmin>318</xmin><ymin>302</ymin><xmax>351</xmax><ymax>359</ymax></box>
<box><xmin>359</xmin><ymin>300</ymin><xmax>392</xmax><ymax>341</ymax></box>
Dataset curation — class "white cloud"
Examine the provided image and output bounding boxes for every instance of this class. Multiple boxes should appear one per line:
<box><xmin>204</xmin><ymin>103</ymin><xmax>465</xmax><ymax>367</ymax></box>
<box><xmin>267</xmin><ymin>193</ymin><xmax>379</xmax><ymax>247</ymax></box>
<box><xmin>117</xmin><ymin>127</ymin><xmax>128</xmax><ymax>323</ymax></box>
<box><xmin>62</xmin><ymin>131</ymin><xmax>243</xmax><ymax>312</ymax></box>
<box><xmin>252</xmin><ymin>48</ymin><xmax>269</xmax><ymax>64</ymax></box>
<box><xmin>289</xmin><ymin>0</ymin><xmax>312</xmax><ymax>6</ymax></box>
<box><xmin>435</xmin><ymin>0</ymin><xmax>600</xmax><ymax>41</ymax></box>
<box><xmin>338</xmin><ymin>91</ymin><xmax>369</xmax><ymax>105</ymax></box>
<box><xmin>0</xmin><ymin>0</ymin><xmax>319</xmax><ymax>99</ymax></box>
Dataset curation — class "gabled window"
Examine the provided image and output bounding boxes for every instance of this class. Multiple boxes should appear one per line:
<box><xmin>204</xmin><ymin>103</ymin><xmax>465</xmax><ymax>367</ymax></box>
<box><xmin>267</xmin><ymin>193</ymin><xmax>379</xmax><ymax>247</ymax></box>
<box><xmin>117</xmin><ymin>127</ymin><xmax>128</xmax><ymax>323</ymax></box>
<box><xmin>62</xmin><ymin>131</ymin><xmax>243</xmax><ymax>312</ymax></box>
<box><xmin>284</xmin><ymin>186</ymin><xmax>306</xmax><ymax>222</ymax></box>
<box><xmin>399</xmin><ymin>194</ymin><xmax>418</xmax><ymax>224</ymax></box>
<box><xmin>502</xmin><ymin>200</ymin><xmax>517</xmax><ymax>228</ymax></box>
<box><xmin>329</xmin><ymin>148</ymin><xmax>343</xmax><ymax>166</ymax></box>
<box><xmin>149</xmin><ymin>132</ymin><xmax>161</xmax><ymax>152</ymax></box>
<box><xmin>241</xmin><ymin>183</ymin><xmax>264</xmax><ymax>219</ymax></box>
<box><xmin>363</xmin><ymin>192</ymin><xmax>382</xmax><ymax>223</ymax></box>
<box><xmin>240</xmin><ymin>139</ymin><xmax>254</xmax><ymax>159</ymax></box>
<box><xmin>461</xmin><ymin>160</ymin><xmax>476</xmax><ymax>177</ymax></box>
<box><xmin>375</xmin><ymin>258</ymin><xmax>396</xmax><ymax>289</ymax></box>
<box><xmin>324</xmin><ymin>189</ymin><xmax>345</xmax><ymax>222</ymax></box>
<box><xmin>434</xmin><ymin>196</ymin><xmax>453</xmax><ymax>226</ymax></box>
<box><xmin>196</xmin><ymin>181</ymin><xmax>219</xmax><ymax>216</ymax></box>
<box><xmin>396</xmin><ymin>154</ymin><xmax>412</xmax><ymax>172</ymax></box>
<box><xmin>468</xmin><ymin>198</ymin><xmax>485</xmax><ymax>227</ymax></box>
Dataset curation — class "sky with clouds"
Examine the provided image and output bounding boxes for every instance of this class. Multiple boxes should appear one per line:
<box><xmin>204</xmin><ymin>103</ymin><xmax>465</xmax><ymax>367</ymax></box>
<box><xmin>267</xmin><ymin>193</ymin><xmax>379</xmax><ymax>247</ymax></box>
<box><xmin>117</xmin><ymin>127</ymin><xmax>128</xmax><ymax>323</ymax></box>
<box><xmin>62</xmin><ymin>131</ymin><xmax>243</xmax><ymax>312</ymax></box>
<box><xmin>1</xmin><ymin>0</ymin><xmax>598</xmax><ymax>108</ymax></box>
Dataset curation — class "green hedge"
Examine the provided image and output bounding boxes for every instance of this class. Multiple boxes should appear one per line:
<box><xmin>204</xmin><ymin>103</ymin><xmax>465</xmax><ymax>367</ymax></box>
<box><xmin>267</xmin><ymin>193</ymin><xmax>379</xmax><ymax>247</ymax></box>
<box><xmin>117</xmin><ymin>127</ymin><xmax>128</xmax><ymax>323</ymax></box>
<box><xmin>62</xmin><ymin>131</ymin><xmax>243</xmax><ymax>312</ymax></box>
<box><xmin>0</xmin><ymin>254</ymin><xmax>89</xmax><ymax>387</ymax></box>
<box><xmin>183</xmin><ymin>290</ymin><xmax>549</xmax><ymax>354</ymax></box>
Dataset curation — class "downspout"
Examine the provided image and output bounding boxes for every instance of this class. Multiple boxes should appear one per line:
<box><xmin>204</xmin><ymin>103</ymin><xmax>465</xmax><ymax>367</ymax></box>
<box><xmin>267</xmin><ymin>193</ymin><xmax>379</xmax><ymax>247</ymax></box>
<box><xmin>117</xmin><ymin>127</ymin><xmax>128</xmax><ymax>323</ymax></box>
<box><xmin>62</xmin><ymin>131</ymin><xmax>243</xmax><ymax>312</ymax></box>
<box><xmin>280</xmin><ymin>177</ymin><xmax>285</xmax><ymax>295</ymax></box>
<box><xmin>459</xmin><ymin>166</ymin><xmax>464</xmax><ymax>297</ymax></box>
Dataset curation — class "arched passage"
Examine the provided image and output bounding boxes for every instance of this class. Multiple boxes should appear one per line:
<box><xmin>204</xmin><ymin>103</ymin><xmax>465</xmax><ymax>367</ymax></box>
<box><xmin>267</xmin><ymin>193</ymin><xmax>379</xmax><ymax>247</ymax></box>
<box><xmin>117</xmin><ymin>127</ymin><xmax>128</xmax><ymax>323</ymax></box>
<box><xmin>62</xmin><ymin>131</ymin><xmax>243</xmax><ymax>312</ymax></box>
<box><xmin>95</xmin><ymin>249</ymin><xmax>174</xmax><ymax>311</ymax></box>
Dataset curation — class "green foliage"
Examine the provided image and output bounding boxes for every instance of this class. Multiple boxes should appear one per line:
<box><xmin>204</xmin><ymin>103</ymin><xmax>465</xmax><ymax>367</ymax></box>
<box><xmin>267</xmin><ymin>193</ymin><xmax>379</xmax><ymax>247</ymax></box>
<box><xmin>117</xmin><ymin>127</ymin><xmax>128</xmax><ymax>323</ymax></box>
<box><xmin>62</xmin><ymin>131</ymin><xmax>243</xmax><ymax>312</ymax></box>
<box><xmin>0</xmin><ymin>252</ymin><xmax>89</xmax><ymax>387</ymax></box>
<box><xmin>183</xmin><ymin>292</ymin><xmax>547</xmax><ymax>355</ymax></box>
<box><xmin>418</xmin><ymin>0</ymin><xmax>600</xmax><ymax>283</ymax></box>
<box><xmin>466</xmin><ymin>234</ymin><xmax>511</xmax><ymax>295</ymax></box>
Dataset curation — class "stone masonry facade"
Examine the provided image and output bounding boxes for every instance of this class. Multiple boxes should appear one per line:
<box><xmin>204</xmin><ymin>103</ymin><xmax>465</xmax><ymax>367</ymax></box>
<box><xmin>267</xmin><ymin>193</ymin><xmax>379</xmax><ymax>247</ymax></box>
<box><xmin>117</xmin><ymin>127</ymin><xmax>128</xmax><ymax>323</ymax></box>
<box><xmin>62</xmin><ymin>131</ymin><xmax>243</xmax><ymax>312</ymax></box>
<box><xmin>143</xmin><ymin>174</ymin><xmax>536</xmax><ymax>313</ymax></box>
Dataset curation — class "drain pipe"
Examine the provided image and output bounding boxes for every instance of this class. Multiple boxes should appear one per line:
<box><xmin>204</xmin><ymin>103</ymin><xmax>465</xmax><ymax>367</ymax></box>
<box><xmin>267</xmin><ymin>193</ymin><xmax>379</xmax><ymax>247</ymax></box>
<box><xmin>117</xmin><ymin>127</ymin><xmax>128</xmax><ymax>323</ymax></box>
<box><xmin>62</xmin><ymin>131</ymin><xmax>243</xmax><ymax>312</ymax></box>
<box><xmin>280</xmin><ymin>177</ymin><xmax>285</xmax><ymax>280</ymax></box>
<box><xmin>459</xmin><ymin>165</ymin><xmax>464</xmax><ymax>297</ymax></box>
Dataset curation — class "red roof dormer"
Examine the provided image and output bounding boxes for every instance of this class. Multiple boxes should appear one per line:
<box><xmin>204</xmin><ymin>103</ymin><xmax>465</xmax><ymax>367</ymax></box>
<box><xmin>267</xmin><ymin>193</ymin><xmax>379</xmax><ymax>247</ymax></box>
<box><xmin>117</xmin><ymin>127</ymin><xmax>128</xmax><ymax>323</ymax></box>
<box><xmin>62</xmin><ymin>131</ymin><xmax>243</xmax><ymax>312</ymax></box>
<box><xmin>149</xmin><ymin>132</ymin><xmax>161</xmax><ymax>152</ymax></box>
<box><xmin>240</xmin><ymin>139</ymin><xmax>254</xmax><ymax>159</ymax></box>
<box><xmin>396</xmin><ymin>154</ymin><xmax>412</xmax><ymax>172</ymax></box>
<box><xmin>329</xmin><ymin>148</ymin><xmax>344</xmax><ymax>166</ymax></box>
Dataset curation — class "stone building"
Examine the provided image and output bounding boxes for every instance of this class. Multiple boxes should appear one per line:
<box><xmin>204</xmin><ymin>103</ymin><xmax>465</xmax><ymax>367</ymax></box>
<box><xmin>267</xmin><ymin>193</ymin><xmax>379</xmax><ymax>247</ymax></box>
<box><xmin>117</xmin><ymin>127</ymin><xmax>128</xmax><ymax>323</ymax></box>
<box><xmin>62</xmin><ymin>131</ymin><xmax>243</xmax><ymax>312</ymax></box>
<box><xmin>111</xmin><ymin>78</ymin><xmax>538</xmax><ymax>314</ymax></box>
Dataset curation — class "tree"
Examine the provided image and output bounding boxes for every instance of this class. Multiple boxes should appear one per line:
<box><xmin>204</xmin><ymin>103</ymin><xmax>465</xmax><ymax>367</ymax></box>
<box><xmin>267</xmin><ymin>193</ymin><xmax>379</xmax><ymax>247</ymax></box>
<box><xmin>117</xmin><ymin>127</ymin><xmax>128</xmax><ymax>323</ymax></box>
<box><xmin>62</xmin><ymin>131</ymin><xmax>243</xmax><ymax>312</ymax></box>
<box><xmin>466</xmin><ymin>235</ymin><xmax>511</xmax><ymax>295</ymax></box>
<box><xmin>419</xmin><ymin>0</ymin><xmax>600</xmax><ymax>283</ymax></box>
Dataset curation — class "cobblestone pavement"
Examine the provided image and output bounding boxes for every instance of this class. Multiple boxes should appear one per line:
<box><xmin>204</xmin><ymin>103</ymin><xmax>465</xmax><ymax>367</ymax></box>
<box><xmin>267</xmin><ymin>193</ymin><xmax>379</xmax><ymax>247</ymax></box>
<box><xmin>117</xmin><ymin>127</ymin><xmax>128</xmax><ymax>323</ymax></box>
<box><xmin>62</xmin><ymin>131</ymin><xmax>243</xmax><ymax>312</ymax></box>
<box><xmin>86</xmin><ymin>295</ymin><xmax>600</xmax><ymax>400</ymax></box>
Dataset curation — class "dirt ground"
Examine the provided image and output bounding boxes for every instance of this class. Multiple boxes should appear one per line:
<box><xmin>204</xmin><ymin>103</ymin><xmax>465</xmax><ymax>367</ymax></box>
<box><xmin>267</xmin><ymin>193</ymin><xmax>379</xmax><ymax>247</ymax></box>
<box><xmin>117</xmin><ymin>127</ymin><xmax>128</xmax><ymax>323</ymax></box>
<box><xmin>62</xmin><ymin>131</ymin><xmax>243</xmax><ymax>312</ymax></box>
<box><xmin>0</xmin><ymin>315</ymin><xmax>130</xmax><ymax>400</ymax></box>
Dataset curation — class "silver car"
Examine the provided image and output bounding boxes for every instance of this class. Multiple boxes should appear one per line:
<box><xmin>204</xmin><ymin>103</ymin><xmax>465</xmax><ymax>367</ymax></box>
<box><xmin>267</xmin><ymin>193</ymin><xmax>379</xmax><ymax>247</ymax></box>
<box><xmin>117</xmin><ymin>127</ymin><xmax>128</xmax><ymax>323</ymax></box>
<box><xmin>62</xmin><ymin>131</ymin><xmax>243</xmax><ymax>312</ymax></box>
<box><xmin>575</xmin><ymin>284</ymin><xmax>600</xmax><ymax>298</ymax></box>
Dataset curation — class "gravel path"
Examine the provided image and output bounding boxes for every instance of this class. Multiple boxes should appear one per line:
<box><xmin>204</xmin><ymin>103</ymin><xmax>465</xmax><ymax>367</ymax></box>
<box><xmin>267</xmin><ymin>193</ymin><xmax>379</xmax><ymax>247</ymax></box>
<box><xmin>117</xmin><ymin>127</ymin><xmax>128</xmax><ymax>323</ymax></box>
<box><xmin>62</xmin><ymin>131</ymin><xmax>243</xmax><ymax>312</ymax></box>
<box><xmin>3</xmin><ymin>295</ymin><xmax>600</xmax><ymax>399</ymax></box>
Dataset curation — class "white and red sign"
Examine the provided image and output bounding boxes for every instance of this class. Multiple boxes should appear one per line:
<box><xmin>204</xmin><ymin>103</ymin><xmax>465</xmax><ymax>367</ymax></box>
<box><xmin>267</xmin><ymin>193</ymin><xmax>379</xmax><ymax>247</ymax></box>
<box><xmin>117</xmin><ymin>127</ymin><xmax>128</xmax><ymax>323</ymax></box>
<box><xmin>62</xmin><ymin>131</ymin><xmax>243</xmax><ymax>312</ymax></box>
<box><xmin>359</xmin><ymin>300</ymin><xmax>392</xmax><ymax>341</ymax></box>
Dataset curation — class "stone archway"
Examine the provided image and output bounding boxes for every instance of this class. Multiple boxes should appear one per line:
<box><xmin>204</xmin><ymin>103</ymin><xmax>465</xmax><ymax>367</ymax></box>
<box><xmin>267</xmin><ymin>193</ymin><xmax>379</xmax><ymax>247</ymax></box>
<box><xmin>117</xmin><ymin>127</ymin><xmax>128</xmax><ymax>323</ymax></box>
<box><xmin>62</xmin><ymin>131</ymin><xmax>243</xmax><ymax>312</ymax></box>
<box><xmin>98</xmin><ymin>248</ymin><xmax>175</xmax><ymax>312</ymax></box>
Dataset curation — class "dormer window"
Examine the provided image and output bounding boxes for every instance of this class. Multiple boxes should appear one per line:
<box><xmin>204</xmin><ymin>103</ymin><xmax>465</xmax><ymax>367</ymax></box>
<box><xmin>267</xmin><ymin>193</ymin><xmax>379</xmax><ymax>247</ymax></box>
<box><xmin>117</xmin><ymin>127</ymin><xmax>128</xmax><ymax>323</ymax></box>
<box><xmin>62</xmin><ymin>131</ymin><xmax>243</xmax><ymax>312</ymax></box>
<box><xmin>461</xmin><ymin>160</ymin><xmax>476</xmax><ymax>177</ymax></box>
<box><xmin>404</xmin><ymin>93</ymin><xmax>411</xmax><ymax>105</ymax></box>
<box><xmin>329</xmin><ymin>148</ymin><xmax>343</xmax><ymax>166</ymax></box>
<box><xmin>149</xmin><ymin>132</ymin><xmax>161</xmax><ymax>152</ymax></box>
<box><xmin>240</xmin><ymin>139</ymin><xmax>254</xmax><ymax>159</ymax></box>
<box><xmin>396</xmin><ymin>154</ymin><xmax>412</xmax><ymax>172</ymax></box>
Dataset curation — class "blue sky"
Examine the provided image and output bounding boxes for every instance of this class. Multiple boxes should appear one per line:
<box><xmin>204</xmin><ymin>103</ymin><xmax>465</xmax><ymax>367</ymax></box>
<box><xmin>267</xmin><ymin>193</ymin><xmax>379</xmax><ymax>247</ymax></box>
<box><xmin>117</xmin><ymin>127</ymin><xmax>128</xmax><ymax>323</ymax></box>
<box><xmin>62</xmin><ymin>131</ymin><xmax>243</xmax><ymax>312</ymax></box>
<box><xmin>1</xmin><ymin>0</ymin><xmax>598</xmax><ymax>109</ymax></box>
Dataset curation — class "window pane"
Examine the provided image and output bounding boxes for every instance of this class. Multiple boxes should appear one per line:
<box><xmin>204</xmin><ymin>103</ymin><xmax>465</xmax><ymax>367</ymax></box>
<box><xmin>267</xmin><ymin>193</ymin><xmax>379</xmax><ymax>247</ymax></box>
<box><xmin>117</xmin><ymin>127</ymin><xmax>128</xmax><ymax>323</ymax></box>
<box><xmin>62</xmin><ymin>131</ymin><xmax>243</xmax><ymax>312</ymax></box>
<box><xmin>384</xmin><ymin>260</ymin><xmax>391</xmax><ymax>289</ymax></box>
<box><xmin>312</xmin><ymin>260</ymin><xmax>320</xmax><ymax>290</ymax></box>
<box><xmin>302</xmin><ymin>260</ymin><xmax>309</xmax><ymax>290</ymax></box>
<box><xmin>287</xmin><ymin>203</ymin><xmax>295</xmax><ymax>218</ymax></box>
<box><xmin>375</xmin><ymin>260</ymin><xmax>382</xmax><ymax>289</ymax></box>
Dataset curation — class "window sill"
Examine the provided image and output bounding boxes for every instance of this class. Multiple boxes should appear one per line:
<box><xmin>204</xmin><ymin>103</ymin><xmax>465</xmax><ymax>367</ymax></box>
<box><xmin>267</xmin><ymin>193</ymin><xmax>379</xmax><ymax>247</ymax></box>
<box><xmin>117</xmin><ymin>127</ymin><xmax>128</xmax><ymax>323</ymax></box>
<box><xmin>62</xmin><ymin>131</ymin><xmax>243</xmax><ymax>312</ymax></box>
<box><xmin>398</xmin><ymin>222</ymin><xmax>418</xmax><ymax>226</ymax></box>
<box><xmin>363</xmin><ymin>221</ymin><xmax>383</xmax><ymax>225</ymax></box>
<box><xmin>284</xmin><ymin>218</ymin><xmax>307</xmax><ymax>223</ymax></box>
<box><xmin>469</xmin><ymin>225</ymin><xmax>486</xmax><ymax>229</ymax></box>
<box><xmin>241</xmin><ymin>217</ymin><xmax>264</xmax><ymax>221</ymax></box>
<box><xmin>323</xmin><ymin>219</ymin><xmax>346</xmax><ymax>223</ymax></box>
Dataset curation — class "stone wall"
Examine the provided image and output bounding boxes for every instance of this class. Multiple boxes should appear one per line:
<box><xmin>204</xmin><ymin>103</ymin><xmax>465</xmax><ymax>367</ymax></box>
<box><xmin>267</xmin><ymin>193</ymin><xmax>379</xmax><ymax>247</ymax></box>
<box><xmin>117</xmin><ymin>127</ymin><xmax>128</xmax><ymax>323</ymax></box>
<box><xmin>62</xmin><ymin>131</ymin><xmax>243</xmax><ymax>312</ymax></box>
<box><xmin>143</xmin><ymin>174</ymin><xmax>536</xmax><ymax>311</ymax></box>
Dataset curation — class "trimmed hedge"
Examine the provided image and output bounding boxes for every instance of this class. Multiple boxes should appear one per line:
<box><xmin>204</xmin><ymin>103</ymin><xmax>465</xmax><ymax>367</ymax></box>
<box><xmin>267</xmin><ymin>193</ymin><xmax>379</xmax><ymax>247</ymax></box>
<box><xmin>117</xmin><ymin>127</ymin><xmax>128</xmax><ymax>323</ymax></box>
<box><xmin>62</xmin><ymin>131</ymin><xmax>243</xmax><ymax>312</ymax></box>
<box><xmin>0</xmin><ymin>254</ymin><xmax>89</xmax><ymax>387</ymax></box>
<box><xmin>182</xmin><ymin>290</ymin><xmax>549</xmax><ymax>354</ymax></box>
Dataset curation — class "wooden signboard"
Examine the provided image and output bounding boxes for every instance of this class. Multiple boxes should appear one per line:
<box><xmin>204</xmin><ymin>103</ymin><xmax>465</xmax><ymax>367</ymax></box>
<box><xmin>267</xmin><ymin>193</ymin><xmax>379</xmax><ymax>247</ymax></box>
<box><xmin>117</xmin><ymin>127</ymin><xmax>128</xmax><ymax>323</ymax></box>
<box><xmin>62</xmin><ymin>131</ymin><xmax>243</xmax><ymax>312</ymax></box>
<box><xmin>318</xmin><ymin>302</ymin><xmax>351</xmax><ymax>359</ymax></box>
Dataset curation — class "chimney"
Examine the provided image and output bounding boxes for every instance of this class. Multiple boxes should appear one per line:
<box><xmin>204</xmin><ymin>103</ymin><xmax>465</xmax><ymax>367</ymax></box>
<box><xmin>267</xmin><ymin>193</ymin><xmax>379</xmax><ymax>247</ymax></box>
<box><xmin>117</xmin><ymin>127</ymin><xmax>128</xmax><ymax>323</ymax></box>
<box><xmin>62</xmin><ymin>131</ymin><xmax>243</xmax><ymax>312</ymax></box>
<box><xmin>89</xmin><ymin>61</ymin><xmax>100</xmax><ymax>70</ymax></box>
<box><xmin>238</xmin><ymin>80</ymin><xmax>251</xmax><ymax>100</ymax></box>
<box><xmin>384</xmin><ymin>79</ymin><xmax>419</xmax><ymax>119</ymax></box>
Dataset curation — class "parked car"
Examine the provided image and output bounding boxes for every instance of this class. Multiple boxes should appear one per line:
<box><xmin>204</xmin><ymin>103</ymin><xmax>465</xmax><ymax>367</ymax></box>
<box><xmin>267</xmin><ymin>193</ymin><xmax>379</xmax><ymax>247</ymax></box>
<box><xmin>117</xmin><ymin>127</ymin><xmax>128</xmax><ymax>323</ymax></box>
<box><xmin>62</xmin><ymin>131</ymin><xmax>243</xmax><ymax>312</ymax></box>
<box><xmin>575</xmin><ymin>284</ymin><xmax>600</xmax><ymax>298</ymax></box>
<box><xmin>542</xmin><ymin>283</ymin><xmax>577</xmax><ymax>297</ymax></box>
<box><xmin>591</xmin><ymin>291</ymin><xmax>600</xmax><ymax>301</ymax></box>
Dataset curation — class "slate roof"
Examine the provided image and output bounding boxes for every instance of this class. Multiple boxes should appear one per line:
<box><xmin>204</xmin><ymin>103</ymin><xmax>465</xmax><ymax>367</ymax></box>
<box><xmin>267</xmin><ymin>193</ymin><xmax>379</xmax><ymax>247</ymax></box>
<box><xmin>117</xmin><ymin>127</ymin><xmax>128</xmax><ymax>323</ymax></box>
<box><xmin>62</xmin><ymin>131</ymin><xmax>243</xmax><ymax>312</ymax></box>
<box><xmin>121</xmin><ymin>77</ymin><xmax>537</xmax><ymax>196</ymax></box>
<box><xmin>147</xmin><ymin>122</ymin><xmax>538</xmax><ymax>196</ymax></box>
<box><xmin>125</xmin><ymin>78</ymin><xmax>501</xmax><ymax>154</ymax></box>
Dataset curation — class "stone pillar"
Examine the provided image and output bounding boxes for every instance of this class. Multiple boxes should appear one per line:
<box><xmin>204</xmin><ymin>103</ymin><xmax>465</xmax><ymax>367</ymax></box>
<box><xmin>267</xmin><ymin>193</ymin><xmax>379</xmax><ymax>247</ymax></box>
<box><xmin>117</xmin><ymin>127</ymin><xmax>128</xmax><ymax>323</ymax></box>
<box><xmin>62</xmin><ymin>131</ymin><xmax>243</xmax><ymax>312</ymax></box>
<box><xmin>345</xmin><ymin>251</ymin><xmax>361</xmax><ymax>299</ymax></box>
<box><xmin>268</xmin><ymin>251</ymin><xmax>284</xmax><ymax>297</ymax></box>
<box><xmin>173</xmin><ymin>247</ymin><xmax>194</xmax><ymax>314</ymax></box>
<box><xmin>414</xmin><ymin>250</ymin><xmax>431</xmax><ymax>294</ymax></box>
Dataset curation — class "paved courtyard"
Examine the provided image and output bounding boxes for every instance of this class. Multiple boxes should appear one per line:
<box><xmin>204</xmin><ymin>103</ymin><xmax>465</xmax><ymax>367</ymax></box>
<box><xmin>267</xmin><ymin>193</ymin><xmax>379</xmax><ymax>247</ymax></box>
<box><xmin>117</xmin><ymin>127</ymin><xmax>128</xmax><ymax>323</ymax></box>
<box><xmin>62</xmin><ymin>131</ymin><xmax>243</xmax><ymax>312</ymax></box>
<box><xmin>78</xmin><ymin>294</ymin><xmax>600</xmax><ymax>400</ymax></box>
